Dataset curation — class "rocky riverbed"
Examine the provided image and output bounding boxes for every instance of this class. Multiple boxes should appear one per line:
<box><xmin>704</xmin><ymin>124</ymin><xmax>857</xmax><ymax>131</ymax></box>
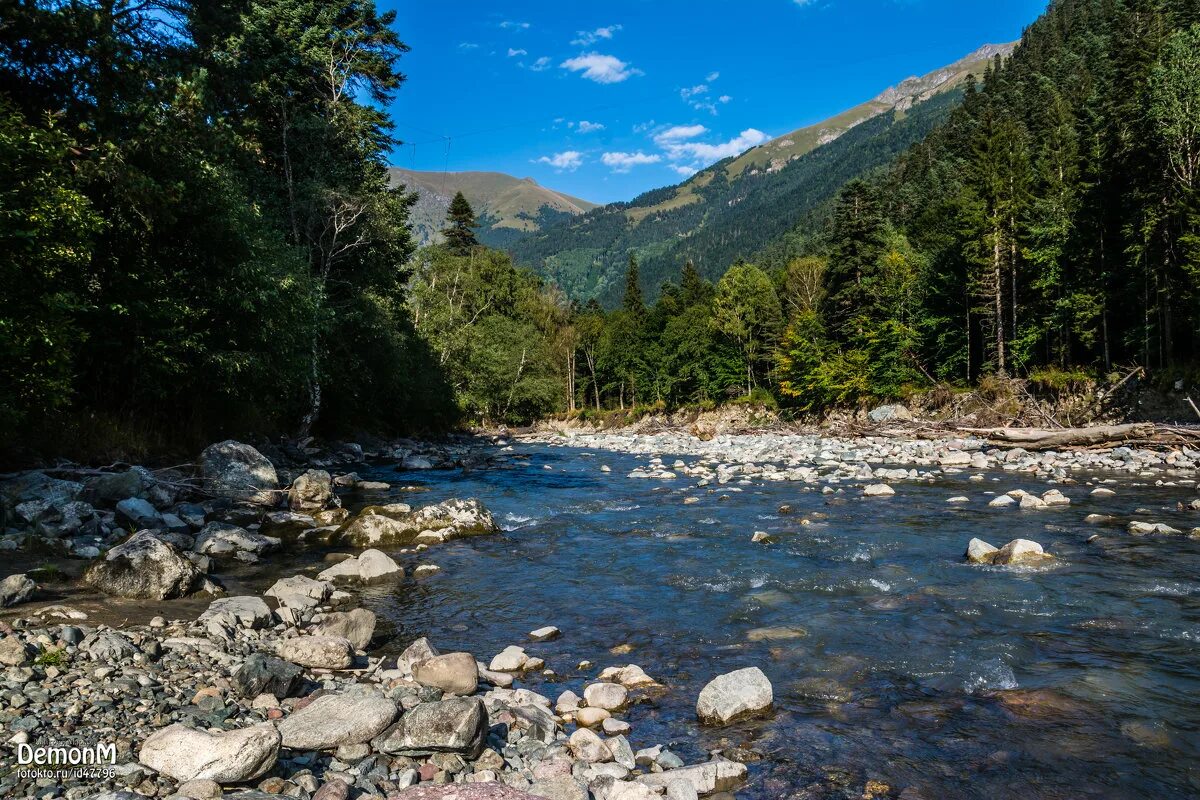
<box><xmin>2</xmin><ymin>429</ymin><xmax>1200</xmax><ymax>800</ymax></box>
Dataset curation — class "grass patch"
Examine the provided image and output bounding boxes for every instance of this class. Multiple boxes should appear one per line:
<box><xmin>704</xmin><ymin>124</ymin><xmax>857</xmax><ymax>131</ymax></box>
<box><xmin>34</xmin><ymin>646</ymin><xmax>67</xmax><ymax>667</ymax></box>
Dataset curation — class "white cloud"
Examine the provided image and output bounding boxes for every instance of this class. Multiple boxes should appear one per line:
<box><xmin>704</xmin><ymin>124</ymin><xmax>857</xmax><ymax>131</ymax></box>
<box><xmin>507</xmin><ymin>48</ymin><xmax>527</xmax><ymax>57</ymax></box>
<box><xmin>602</xmin><ymin>151</ymin><xmax>661</xmax><ymax>172</ymax></box>
<box><xmin>718</xmin><ymin>95</ymin><xmax>732</xmax><ymax>104</ymax></box>
<box><xmin>633</xmin><ymin>120</ymin><xmax>656</xmax><ymax>133</ymax></box>
<box><xmin>575</xmin><ymin>120</ymin><xmax>605</xmax><ymax>133</ymax></box>
<box><xmin>661</xmin><ymin>128</ymin><xmax>770</xmax><ymax>163</ymax></box>
<box><xmin>572</xmin><ymin>25</ymin><xmax>622</xmax><ymax>46</ymax></box>
<box><xmin>500</xmin><ymin>20</ymin><xmax>530</xmax><ymax>30</ymax></box>
<box><xmin>706</xmin><ymin>71</ymin><xmax>720</xmax><ymax>82</ymax></box>
<box><xmin>528</xmin><ymin>56</ymin><xmax>551</xmax><ymax>71</ymax></box>
<box><xmin>561</xmin><ymin>53</ymin><xmax>641</xmax><ymax>84</ymax></box>
<box><xmin>458</xmin><ymin>42</ymin><xmax>479</xmax><ymax>50</ymax></box>
<box><xmin>654</xmin><ymin>124</ymin><xmax>708</xmax><ymax>145</ymax></box>
<box><xmin>535</xmin><ymin>151</ymin><xmax>584</xmax><ymax>171</ymax></box>
<box><xmin>680</xmin><ymin>84</ymin><xmax>709</xmax><ymax>100</ymax></box>
<box><xmin>671</xmin><ymin>165</ymin><xmax>698</xmax><ymax>178</ymax></box>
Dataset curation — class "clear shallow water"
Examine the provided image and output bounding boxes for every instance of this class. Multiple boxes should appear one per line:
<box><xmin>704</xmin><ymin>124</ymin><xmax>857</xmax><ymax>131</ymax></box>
<box><xmin>350</xmin><ymin>443</ymin><xmax>1200</xmax><ymax>799</ymax></box>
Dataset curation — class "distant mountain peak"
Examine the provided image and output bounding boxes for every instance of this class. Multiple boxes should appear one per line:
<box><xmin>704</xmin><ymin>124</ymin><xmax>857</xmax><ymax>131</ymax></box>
<box><xmin>389</xmin><ymin>168</ymin><xmax>596</xmax><ymax>248</ymax></box>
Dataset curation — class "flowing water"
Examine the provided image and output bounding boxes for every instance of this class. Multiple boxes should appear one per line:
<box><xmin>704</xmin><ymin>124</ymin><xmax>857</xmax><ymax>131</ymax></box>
<box><xmin>346</xmin><ymin>442</ymin><xmax>1199</xmax><ymax>799</ymax></box>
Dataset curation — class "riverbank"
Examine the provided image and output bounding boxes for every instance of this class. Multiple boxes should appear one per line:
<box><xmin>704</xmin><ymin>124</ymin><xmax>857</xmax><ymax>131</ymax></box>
<box><xmin>2</xmin><ymin>430</ymin><xmax>1199</xmax><ymax>799</ymax></box>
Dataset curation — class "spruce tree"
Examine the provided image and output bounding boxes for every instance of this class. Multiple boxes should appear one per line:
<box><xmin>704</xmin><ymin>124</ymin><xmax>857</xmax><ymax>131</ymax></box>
<box><xmin>443</xmin><ymin>191</ymin><xmax>478</xmax><ymax>254</ymax></box>
<box><xmin>623</xmin><ymin>254</ymin><xmax>645</xmax><ymax>318</ymax></box>
<box><xmin>680</xmin><ymin>259</ymin><xmax>711</xmax><ymax>307</ymax></box>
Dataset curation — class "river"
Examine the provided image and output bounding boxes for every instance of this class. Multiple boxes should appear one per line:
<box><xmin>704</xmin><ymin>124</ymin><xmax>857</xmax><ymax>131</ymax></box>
<box><xmin>333</xmin><ymin>439</ymin><xmax>1200</xmax><ymax>799</ymax></box>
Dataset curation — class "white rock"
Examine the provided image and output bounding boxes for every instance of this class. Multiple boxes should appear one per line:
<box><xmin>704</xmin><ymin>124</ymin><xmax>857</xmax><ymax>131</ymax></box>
<box><xmin>490</xmin><ymin>645</ymin><xmax>529</xmax><ymax>672</ymax></box>
<box><xmin>583</xmin><ymin>682</ymin><xmax>628</xmax><ymax>711</ymax></box>
<box><xmin>864</xmin><ymin>484</ymin><xmax>895</xmax><ymax>497</ymax></box>
<box><xmin>695</xmin><ymin>666</ymin><xmax>773</xmax><ymax>724</ymax></box>
<box><xmin>139</xmin><ymin>723</ymin><xmax>279</xmax><ymax>782</ymax></box>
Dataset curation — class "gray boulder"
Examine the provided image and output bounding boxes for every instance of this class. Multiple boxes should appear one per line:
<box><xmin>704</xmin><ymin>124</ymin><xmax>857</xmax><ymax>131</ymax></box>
<box><xmin>265</xmin><ymin>575</ymin><xmax>331</xmax><ymax>610</ymax></box>
<box><xmin>340</xmin><ymin>499</ymin><xmax>497</xmax><ymax>547</ymax></box>
<box><xmin>86</xmin><ymin>471</ymin><xmax>146</xmax><ymax>503</ymax></box>
<box><xmin>311</xmin><ymin>608</ymin><xmax>376</xmax><ymax>650</ymax></box>
<box><xmin>696</xmin><ymin>667</ymin><xmax>773</xmax><ymax>725</ymax></box>
<box><xmin>116</xmin><ymin>497</ymin><xmax>162</xmax><ymax>528</ymax></box>
<box><xmin>198</xmin><ymin>596</ymin><xmax>273</xmax><ymax>630</ymax></box>
<box><xmin>84</xmin><ymin>531</ymin><xmax>201</xmax><ymax>599</ymax></box>
<box><xmin>193</xmin><ymin>522</ymin><xmax>280</xmax><ymax>559</ymax></box>
<box><xmin>0</xmin><ymin>574</ymin><xmax>36</xmax><ymax>608</ymax></box>
<box><xmin>277</xmin><ymin>635</ymin><xmax>355</xmax><ymax>668</ymax></box>
<box><xmin>289</xmin><ymin>470</ymin><xmax>332</xmax><ymax>512</ymax></box>
<box><xmin>412</xmin><ymin>652</ymin><xmax>479</xmax><ymax>696</ymax></box>
<box><xmin>373</xmin><ymin>697</ymin><xmax>488</xmax><ymax>758</ymax></box>
<box><xmin>139</xmin><ymin>723</ymin><xmax>279</xmax><ymax>783</ymax></box>
<box><xmin>199</xmin><ymin>440</ymin><xmax>279</xmax><ymax>506</ymax></box>
<box><xmin>278</xmin><ymin>690</ymin><xmax>398</xmax><ymax>750</ymax></box>
<box><xmin>233</xmin><ymin>653</ymin><xmax>303</xmax><ymax>699</ymax></box>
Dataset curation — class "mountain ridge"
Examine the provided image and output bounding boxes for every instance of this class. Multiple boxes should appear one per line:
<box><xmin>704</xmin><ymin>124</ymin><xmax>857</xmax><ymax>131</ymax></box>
<box><xmin>508</xmin><ymin>41</ymin><xmax>1017</xmax><ymax>305</ymax></box>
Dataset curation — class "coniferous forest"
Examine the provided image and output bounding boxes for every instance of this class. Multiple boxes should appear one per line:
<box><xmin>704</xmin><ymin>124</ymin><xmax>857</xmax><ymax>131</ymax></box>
<box><xmin>2</xmin><ymin>0</ymin><xmax>1199</xmax><ymax>459</ymax></box>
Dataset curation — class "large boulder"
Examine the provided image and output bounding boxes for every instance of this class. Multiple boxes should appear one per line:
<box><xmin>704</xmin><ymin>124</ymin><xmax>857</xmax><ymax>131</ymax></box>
<box><xmin>289</xmin><ymin>470</ymin><xmax>333</xmax><ymax>511</ymax></box>
<box><xmin>277</xmin><ymin>635</ymin><xmax>355</xmax><ymax>669</ymax></box>
<box><xmin>412</xmin><ymin>652</ymin><xmax>479</xmax><ymax>696</ymax></box>
<box><xmin>695</xmin><ymin>667</ymin><xmax>773</xmax><ymax>725</ymax></box>
<box><xmin>84</xmin><ymin>531</ymin><xmax>202</xmax><ymax>599</ymax></box>
<box><xmin>86</xmin><ymin>470</ymin><xmax>146</xmax><ymax>504</ymax></box>
<box><xmin>193</xmin><ymin>523</ymin><xmax>280</xmax><ymax>560</ymax></box>
<box><xmin>278</xmin><ymin>690</ymin><xmax>398</xmax><ymax>750</ymax></box>
<box><xmin>0</xmin><ymin>574</ymin><xmax>36</xmax><ymax>608</ymax></box>
<box><xmin>197</xmin><ymin>596</ymin><xmax>273</xmax><ymax>631</ymax></box>
<box><xmin>311</xmin><ymin>608</ymin><xmax>376</xmax><ymax>651</ymax></box>
<box><xmin>199</xmin><ymin>440</ymin><xmax>280</xmax><ymax>506</ymax></box>
<box><xmin>373</xmin><ymin>697</ymin><xmax>488</xmax><ymax>758</ymax></box>
<box><xmin>139</xmin><ymin>723</ymin><xmax>279</xmax><ymax>783</ymax></box>
<box><xmin>340</xmin><ymin>499</ymin><xmax>497</xmax><ymax>547</ymax></box>
<box><xmin>232</xmin><ymin>653</ymin><xmax>303</xmax><ymax>699</ymax></box>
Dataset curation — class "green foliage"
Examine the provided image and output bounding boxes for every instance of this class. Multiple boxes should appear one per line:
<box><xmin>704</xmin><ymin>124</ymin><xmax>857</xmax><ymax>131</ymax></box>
<box><xmin>0</xmin><ymin>102</ymin><xmax>102</xmax><ymax>433</ymax></box>
<box><xmin>407</xmin><ymin>245</ymin><xmax>565</xmax><ymax>423</ymax></box>
<box><xmin>0</xmin><ymin>0</ymin><xmax>455</xmax><ymax>458</ymax></box>
<box><xmin>713</xmin><ymin>263</ymin><xmax>783</xmax><ymax>395</ymax></box>
<box><xmin>34</xmin><ymin>646</ymin><xmax>67</xmax><ymax>667</ymax></box>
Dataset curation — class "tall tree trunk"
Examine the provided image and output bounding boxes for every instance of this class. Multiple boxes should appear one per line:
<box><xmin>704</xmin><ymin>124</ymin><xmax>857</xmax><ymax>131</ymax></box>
<box><xmin>993</xmin><ymin>227</ymin><xmax>1006</xmax><ymax>375</ymax></box>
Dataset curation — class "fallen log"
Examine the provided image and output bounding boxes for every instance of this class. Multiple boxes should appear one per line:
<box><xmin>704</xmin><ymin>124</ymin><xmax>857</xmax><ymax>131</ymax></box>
<box><xmin>956</xmin><ymin>423</ymin><xmax>1157</xmax><ymax>450</ymax></box>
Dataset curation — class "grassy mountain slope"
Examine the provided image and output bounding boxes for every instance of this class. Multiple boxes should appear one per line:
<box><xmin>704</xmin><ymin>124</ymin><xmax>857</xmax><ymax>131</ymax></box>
<box><xmin>508</xmin><ymin>43</ymin><xmax>1015</xmax><ymax>305</ymax></box>
<box><xmin>388</xmin><ymin>168</ymin><xmax>598</xmax><ymax>249</ymax></box>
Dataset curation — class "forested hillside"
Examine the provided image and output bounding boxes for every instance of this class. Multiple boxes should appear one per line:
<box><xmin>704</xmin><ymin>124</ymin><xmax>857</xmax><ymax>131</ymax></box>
<box><xmin>785</xmin><ymin>0</ymin><xmax>1200</xmax><ymax>395</ymax></box>
<box><xmin>508</xmin><ymin>45</ymin><xmax>1010</xmax><ymax>305</ymax></box>
<box><xmin>0</xmin><ymin>1</ymin><xmax>454</xmax><ymax>458</ymax></box>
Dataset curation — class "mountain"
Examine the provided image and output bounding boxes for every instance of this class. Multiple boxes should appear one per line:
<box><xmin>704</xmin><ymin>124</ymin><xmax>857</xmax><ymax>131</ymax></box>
<box><xmin>508</xmin><ymin>42</ymin><xmax>1016</xmax><ymax>305</ymax></box>
<box><xmin>388</xmin><ymin>168</ymin><xmax>598</xmax><ymax>249</ymax></box>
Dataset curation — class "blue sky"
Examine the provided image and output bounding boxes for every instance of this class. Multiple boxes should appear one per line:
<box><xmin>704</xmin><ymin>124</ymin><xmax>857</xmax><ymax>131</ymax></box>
<box><xmin>385</xmin><ymin>0</ymin><xmax>1048</xmax><ymax>204</ymax></box>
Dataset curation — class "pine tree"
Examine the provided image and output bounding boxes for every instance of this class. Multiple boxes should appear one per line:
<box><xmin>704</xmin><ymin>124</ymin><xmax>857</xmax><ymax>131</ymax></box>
<box><xmin>443</xmin><ymin>191</ymin><xmax>478</xmax><ymax>254</ymax></box>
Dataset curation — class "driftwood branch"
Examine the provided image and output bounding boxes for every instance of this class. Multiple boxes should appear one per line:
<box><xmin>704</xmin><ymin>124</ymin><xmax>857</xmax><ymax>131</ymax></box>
<box><xmin>957</xmin><ymin>423</ymin><xmax>1159</xmax><ymax>449</ymax></box>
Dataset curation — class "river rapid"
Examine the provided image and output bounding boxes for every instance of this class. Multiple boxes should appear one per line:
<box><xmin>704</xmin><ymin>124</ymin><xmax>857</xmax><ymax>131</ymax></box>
<box><xmin>337</xmin><ymin>435</ymin><xmax>1200</xmax><ymax>800</ymax></box>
